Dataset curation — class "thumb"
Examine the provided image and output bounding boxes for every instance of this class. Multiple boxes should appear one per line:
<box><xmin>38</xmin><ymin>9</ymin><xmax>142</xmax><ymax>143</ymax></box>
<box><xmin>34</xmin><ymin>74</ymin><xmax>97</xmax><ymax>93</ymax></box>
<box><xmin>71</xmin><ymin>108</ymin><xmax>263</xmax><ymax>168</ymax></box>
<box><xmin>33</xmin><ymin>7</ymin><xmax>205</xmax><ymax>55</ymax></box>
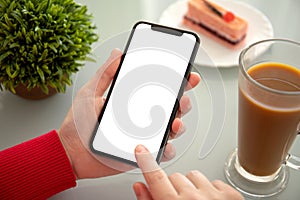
<box><xmin>86</xmin><ymin>48</ymin><xmax>122</xmax><ymax>96</ymax></box>
<box><xmin>133</xmin><ymin>182</ymin><xmax>153</xmax><ymax>200</ymax></box>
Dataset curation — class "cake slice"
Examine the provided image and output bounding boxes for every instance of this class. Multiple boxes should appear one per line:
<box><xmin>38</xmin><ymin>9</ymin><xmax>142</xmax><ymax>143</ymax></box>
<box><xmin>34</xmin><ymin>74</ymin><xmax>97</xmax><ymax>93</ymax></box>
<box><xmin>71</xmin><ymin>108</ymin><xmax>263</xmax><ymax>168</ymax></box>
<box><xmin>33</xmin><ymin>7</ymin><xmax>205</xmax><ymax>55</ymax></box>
<box><xmin>183</xmin><ymin>0</ymin><xmax>248</xmax><ymax>48</ymax></box>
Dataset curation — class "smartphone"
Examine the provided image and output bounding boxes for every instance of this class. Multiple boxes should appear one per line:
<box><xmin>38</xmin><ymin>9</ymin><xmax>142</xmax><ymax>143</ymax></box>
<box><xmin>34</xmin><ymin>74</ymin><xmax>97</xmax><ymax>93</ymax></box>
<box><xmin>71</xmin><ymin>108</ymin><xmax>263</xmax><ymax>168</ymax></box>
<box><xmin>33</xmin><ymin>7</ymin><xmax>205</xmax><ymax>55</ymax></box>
<box><xmin>91</xmin><ymin>21</ymin><xmax>199</xmax><ymax>166</ymax></box>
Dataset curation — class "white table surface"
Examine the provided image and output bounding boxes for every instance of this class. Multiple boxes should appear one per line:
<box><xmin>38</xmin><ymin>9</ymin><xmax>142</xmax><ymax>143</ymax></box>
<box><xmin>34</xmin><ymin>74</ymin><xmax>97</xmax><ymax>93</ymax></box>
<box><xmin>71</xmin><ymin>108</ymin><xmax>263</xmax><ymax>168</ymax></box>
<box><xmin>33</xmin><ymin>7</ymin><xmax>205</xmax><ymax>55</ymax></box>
<box><xmin>0</xmin><ymin>0</ymin><xmax>299</xmax><ymax>199</ymax></box>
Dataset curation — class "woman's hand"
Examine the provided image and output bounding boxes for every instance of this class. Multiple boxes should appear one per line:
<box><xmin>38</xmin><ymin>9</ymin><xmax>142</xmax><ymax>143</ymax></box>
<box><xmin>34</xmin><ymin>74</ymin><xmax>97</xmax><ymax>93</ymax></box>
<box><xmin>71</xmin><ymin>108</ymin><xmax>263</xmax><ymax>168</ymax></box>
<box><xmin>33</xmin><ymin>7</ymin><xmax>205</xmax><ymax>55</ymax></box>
<box><xmin>58</xmin><ymin>49</ymin><xmax>201</xmax><ymax>179</ymax></box>
<box><xmin>133</xmin><ymin>145</ymin><xmax>244</xmax><ymax>200</ymax></box>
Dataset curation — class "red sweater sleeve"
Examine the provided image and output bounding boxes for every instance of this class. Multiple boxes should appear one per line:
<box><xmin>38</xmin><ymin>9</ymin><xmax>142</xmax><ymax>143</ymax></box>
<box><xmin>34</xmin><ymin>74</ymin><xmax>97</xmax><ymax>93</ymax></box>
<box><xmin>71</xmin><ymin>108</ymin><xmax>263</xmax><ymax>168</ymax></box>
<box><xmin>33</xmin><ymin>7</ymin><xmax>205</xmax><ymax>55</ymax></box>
<box><xmin>0</xmin><ymin>130</ymin><xmax>77</xmax><ymax>200</ymax></box>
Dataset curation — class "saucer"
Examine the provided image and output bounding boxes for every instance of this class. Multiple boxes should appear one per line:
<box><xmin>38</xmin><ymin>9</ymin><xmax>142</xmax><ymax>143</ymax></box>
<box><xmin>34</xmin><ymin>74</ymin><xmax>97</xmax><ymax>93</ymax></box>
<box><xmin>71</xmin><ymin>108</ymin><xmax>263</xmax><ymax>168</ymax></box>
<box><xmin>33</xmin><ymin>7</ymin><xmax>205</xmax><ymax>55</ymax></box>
<box><xmin>159</xmin><ymin>0</ymin><xmax>274</xmax><ymax>67</ymax></box>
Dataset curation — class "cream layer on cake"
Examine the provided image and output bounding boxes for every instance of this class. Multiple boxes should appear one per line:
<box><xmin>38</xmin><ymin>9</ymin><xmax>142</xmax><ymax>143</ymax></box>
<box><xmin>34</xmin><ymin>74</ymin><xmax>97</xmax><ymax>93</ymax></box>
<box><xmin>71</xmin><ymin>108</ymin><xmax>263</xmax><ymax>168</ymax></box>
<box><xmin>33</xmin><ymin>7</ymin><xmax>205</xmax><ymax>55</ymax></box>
<box><xmin>183</xmin><ymin>0</ymin><xmax>248</xmax><ymax>47</ymax></box>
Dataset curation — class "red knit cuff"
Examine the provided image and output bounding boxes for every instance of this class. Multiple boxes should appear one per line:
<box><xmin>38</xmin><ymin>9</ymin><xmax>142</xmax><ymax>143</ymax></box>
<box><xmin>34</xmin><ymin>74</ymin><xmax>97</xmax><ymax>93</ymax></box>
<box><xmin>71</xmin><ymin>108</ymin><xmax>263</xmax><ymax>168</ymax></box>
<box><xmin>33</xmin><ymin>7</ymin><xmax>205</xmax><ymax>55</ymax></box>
<box><xmin>0</xmin><ymin>130</ymin><xmax>77</xmax><ymax>200</ymax></box>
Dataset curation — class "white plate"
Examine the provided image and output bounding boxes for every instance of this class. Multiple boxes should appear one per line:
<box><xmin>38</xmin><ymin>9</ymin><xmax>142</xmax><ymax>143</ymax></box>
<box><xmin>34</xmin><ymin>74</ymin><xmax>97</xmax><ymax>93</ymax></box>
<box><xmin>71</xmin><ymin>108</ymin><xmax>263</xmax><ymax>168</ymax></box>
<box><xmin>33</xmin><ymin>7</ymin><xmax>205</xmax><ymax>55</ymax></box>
<box><xmin>159</xmin><ymin>0</ymin><xmax>274</xmax><ymax>67</ymax></box>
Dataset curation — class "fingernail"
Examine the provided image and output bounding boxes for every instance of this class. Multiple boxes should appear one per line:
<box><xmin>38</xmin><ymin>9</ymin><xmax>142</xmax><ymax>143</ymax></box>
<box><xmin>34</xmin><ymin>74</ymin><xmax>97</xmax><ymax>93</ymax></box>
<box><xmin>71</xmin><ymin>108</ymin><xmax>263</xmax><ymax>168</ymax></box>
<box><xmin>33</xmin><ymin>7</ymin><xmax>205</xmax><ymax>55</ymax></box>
<box><xmin>111</xmin><ymin>48</ymin><xmax>121</xmax><ymax>56</ymax></box>
<box><xmin>135</xmin><ymin>144</ymin><xmax>147</xmax><ymax>153</ymax></box>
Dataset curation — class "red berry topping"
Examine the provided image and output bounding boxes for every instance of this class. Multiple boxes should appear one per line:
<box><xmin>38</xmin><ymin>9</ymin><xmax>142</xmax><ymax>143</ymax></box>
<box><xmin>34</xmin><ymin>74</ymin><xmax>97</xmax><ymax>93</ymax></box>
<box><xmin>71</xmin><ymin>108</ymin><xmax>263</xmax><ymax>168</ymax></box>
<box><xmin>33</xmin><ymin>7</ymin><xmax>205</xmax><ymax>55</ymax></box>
<box><xmin>223</xmin><ymin>11</ymin><xmax>235</xmax><ymax>22</ymax></box>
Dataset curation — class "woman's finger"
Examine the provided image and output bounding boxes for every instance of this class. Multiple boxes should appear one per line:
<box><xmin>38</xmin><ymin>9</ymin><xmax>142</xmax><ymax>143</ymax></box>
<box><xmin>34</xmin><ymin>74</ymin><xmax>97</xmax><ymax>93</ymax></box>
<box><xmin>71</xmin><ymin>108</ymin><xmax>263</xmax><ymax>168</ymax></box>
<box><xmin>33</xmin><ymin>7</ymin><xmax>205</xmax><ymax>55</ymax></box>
<box><xmin>186</xmin><ymin>170</ymin><xmax>215</xmax><ymax>190</ymax></box>
<box><xmin>211</xmin><ymin>180</ymin><xmax>244</xmax><ymax>200</ymax></box>
<box><xmin>135</xmin><ymin>145</ymin><xmax>177</xmax><ymax>199</ymax></box>
<box><xmin>185</xmin><ymin>72</ymin><xmax>200</xmax><ymax>91</ymax></box>
<box><xmin>177</xmin><ymin>95</ymin><xmax>192</xmax><ymax>117</ymax></box>
<box><xmin>88</xmin><ymin>49</ymin><xmax>122</xmax><ymax>96</ymax></box>
<box><xmin>133</xmin><ymin>182</ymin><xmax>153</xmax><ymax>200</ymax></box>
<box><xmin>161</xmin><ymin>143</ymin><xmax>176</xmax><ymax>162</ymax></box>
<box><xmin>168</xmin><ymin>173</ymin><xmax>196</xmax><ymax>194</ymax></box>
<box><xmin>169</xmin><ymin>118</ymin><xmax>186</xmax><ymax>140</ymax></box>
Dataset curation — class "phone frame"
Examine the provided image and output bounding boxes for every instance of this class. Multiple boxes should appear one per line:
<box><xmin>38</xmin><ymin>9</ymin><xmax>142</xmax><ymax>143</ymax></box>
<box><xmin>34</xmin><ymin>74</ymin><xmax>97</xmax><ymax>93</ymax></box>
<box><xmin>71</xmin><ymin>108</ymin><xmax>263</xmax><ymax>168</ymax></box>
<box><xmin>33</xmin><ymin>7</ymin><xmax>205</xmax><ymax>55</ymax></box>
<box><xmin>90</xmin><ymin>21</ymin><xmax>200</xmax><ymax>166</ymax></box>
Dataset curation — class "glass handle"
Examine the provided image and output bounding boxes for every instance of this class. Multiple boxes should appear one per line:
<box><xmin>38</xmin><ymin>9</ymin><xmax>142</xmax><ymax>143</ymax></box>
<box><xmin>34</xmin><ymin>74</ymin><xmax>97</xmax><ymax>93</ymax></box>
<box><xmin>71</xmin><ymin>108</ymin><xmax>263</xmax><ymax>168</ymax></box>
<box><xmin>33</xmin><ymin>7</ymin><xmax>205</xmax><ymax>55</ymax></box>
<box><xmin>286</xmin><ymin>154</ymin><xmax>300</xmax><ymax>170</ymax></box>
<box><xmin>285</xmin><ymin>126</ymin><xmax>300</xmax><ymax>170</ymax></box>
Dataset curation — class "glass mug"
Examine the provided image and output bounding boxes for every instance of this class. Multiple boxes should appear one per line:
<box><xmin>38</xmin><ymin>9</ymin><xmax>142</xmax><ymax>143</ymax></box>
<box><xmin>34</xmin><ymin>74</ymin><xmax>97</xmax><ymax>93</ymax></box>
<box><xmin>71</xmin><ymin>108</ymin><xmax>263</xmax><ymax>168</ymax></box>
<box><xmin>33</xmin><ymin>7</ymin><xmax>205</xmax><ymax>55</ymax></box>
<box><xmin>224</xmin><ymin>39</ymin><xmax>300</xmax><ymax>198</ymax></box>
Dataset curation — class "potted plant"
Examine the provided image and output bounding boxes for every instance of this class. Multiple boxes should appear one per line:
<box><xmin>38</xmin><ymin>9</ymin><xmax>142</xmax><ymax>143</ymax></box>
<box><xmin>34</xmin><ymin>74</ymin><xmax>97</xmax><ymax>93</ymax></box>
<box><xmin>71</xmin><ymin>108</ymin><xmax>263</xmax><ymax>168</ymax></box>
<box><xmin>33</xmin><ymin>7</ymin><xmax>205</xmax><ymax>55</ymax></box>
<box><xmin>0</xmin><ymin>0</ymin><xmax>98</xmax><ymax>99</ymax></box>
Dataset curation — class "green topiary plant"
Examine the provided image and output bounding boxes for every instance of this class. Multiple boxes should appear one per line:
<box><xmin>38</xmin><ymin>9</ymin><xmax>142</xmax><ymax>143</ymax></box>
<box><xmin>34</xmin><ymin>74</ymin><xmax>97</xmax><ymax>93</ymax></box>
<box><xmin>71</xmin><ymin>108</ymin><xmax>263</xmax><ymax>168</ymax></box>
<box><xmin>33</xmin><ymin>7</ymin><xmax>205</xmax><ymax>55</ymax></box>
<box><xmin>0</xmin><ymin>0</ymin><xmax>98</xmax><ymax>97</ymax></box>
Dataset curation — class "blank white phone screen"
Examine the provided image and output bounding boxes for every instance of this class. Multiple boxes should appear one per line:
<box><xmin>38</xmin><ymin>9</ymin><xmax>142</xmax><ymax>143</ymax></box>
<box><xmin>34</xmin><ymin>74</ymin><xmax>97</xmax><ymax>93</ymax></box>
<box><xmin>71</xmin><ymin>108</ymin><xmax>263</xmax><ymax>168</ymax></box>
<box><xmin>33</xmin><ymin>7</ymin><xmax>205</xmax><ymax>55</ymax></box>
<box><xmin>92</xmin><ymin>23</ymin><xmax>197</xmax><ymax>163</ymax></box>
